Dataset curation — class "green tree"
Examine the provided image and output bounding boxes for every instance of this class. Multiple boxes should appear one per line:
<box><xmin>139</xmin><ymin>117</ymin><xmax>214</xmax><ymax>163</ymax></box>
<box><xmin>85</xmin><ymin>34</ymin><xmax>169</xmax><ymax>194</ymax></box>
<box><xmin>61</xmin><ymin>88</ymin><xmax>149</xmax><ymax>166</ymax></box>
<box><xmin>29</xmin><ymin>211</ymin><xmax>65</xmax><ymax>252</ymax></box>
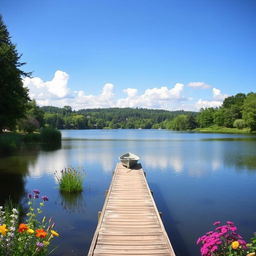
<box><xmin>242</xmin><ymin>93</ymin><xmax>256</xmax><ymax>131</ymax></box>
<box><xmin>18</xmin><ymin>100</ymin><xmax>45</xmax><ymax>132</ymax></box>
<box><xmin>197</xmin><ymin>108</ymin><xmax>216</xmax><ymax>128</ymax></box>
<box><xmin>213</xmin><ymin>108</ymin><xmax>225</xmax><ymax>126</ymax></box>
<box><xmin>0</xmin><ymin>16</ymin><xmax>30</xmax><ymax>131</ymax></box>
<box><xmin>167</xmin><ymin>115</ymin><xmax>189</xmax><ymax>131</ymax></box>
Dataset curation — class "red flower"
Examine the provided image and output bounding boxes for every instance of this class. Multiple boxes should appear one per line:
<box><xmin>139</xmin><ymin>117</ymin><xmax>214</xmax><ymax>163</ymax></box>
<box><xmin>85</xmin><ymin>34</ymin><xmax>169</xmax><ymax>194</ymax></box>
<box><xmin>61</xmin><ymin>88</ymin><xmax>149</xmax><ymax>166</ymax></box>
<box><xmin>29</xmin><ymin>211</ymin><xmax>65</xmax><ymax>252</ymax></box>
<box><xmin>18</xmin><ymin>223</ymin><xmax>28</xmax><ymax>233</ymax></box>
<box><xmin>35</xmin><ymin>229</ymin><xmax>47</xmax><ymax>238</ymax></box>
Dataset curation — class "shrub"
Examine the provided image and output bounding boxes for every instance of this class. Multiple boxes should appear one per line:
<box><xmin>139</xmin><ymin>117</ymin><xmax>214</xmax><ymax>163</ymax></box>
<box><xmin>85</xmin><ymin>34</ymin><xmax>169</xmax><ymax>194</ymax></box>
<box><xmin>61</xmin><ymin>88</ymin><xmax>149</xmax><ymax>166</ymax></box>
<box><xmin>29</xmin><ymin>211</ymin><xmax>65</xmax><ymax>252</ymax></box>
<box><xmin>0</xmin><ymin>189</ymin><xmax>59</xmax><ymax>256</ymax></box>
<box><xmin>233</xmin><ymin>119</ymin><xmax>246</xmax><ymax>129</ymax></box>
<box><xmin>40</xmin><ymin>128</ymin><xmax>61</xmax><ymax>144</ymax></box>
<box><xmin>55</xmin><ymin>168</ymin><xmax>84</xmax><ymax>193</ymax></box>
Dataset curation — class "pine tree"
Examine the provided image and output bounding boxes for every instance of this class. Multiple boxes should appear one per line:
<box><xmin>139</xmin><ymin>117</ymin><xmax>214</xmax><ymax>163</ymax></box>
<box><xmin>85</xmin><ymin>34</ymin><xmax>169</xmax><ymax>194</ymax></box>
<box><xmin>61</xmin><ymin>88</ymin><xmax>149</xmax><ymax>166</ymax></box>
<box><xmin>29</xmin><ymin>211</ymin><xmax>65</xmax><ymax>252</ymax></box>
<box><xmin>0</xmin><ymin>15</ymin><xmax>30</xmax><ymax>131</ymax></box>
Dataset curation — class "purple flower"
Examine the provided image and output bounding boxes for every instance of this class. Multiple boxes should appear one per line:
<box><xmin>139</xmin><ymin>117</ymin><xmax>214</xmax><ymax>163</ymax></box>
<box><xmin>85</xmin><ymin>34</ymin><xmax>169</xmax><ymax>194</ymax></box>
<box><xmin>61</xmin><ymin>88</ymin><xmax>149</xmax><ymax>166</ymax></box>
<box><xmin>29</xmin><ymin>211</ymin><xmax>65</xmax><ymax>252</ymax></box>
<box><xmin>36</xmin><ymin>242</ymin><xmax>44</xmax><ymax>247</ymax></box>
<box><xmin>28</xmin><ymin>193</ymin><xmax>32</xmax><ymax>199</ymax></box>
<box><xmin>42</xmin><ymin>196</ymin><xmax>49</xmax><ymax>201</ymax></box>
<box><xmin>33</xmin><ymin>189</ymin><xmax>40</xmax><ymax>194</ymax></box>
<box><xmin>34</xmin><ymin>194</ymin><xmax>39</xmax><ymax>199</ymax></box>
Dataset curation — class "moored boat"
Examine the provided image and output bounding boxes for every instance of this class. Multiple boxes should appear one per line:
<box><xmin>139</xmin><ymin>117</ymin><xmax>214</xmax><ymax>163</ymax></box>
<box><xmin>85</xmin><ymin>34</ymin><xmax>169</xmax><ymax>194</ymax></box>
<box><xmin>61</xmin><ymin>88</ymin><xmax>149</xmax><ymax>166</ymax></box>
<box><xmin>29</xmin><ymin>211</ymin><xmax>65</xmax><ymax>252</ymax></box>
<box><xmin>119</xmin><ymin>152</ymin><xmax>140</xmax><ymax>168</ymax></box>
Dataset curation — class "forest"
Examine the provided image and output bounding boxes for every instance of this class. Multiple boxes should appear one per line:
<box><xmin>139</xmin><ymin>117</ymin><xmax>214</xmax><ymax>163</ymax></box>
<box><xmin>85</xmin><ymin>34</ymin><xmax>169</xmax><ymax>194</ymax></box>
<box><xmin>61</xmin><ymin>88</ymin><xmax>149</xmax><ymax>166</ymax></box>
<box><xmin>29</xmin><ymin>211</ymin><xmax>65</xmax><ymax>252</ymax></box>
<box><xmin>36</xmin><ymin>91</ymin><xmax>255</xmax><ymax>132</ymax></box>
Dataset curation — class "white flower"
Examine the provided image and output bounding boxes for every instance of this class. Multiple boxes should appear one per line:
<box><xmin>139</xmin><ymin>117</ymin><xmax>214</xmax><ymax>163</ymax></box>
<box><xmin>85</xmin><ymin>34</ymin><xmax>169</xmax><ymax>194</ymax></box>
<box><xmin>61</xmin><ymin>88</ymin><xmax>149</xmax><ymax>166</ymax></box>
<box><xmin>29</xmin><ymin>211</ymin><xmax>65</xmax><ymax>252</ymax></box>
<box><xmin>12</xmin><ymin>208</ymin><xmax>18</xmax><ymax>214</ymax></box>
<box><xmin>9</xmin><ymin>227</ymin><xmax>15</xmax><ymax>231</ymax></box>
<box><xmin>10</xmin><ymin>214</ymin><xmax>18</xmax><ymax>219</ymax></box>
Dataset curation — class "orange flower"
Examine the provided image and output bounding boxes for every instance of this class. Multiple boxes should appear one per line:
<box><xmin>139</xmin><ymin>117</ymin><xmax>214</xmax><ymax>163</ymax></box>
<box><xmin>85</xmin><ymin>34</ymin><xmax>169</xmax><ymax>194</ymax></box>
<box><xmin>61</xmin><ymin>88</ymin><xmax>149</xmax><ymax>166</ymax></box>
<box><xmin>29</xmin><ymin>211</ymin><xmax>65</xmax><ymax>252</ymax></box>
<box><xmin>35</xmin><ymin>229</ymin><xmax>47</xmax><ymax>238</ymax></box>
<box><xmin>18</xmin><ymin>223</ymin><xmax>28</xmax><ymax>233</ymax></box>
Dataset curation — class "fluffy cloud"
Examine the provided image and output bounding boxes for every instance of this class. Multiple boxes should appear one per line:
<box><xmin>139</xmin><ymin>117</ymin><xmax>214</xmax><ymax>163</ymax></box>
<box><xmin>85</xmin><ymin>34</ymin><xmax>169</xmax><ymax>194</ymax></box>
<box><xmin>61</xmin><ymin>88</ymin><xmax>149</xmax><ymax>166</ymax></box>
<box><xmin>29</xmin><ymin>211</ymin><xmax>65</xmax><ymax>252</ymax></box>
<box><xmin>23</xmin><ymin>70</ymin><xmax>70</xmax><ymax>106</ymax></box>
<box><xmin>195</xmin><ymin>88</ymin><xmax>228</xmax><ymax>110</ymax></box>
<box><xmin>212</xmin><ymin>87</ymin><xmax>228</xmax><ymax>101</ymax></box>
<box><xmin>187</xmin><ymin>82</ymin><xmax>211</xmax><ymax>89</ymax></box>
<box><xmin>23</xmin><ymin>70</ymin><xmax>228</xmax><ymax>111</ymax></box>
<box><xmin>117</xmin><ymin>83</ymin><xmax>185</xmax><ymax>109</ymax></box>
<box><xmin>24</xmin><ymin>71</ymin><xmax>186</xmax><ymax>110</ymax></box>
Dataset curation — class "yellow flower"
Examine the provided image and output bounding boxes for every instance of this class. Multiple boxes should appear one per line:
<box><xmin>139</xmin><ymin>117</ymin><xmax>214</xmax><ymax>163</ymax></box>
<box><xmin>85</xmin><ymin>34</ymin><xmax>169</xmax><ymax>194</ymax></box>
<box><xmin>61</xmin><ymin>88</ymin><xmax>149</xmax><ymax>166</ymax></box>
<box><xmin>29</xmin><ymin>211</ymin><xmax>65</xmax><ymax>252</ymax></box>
<box><xmin>0</xmin><ymin>224</ymin><xmax>8</xmax><ymax>236</ymax></box>
<box><xmin>27</xmin><ymin>228</ymin><xmax>34</xmax><ymax>234</ymax></box>
<box><xmin>231</xmin><ymin>241</ymin><xmax>240</xmax><ymax>249</ymax></box>
<box><xmin>43</xmin><ymin>241</ymin><xmax>50</xmax><ymax>246</ymax></box>
<box><xmin>50</xmin><ymin>230</ymin><xmax>59</xmax><ymax>237</ymax></box>
<box><xmin>247</xmin><ymin>253</ymin><xmax>256</xmax><ymax>256</ymax></box>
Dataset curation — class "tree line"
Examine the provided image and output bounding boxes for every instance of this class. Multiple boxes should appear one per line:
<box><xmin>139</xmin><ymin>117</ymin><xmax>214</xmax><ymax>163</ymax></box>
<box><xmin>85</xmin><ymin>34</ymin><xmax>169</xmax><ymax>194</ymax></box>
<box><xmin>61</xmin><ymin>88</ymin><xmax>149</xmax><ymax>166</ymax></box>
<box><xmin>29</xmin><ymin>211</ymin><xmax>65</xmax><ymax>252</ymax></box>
<box><xmin>41</xmin><ymin>106</ymin><xmax>196</xmax><ymax>130</ymax></box>
<box><xmin>197</xmin><ymin>92</ymin><xmax>256</xmax><ymax>131</ymax></box>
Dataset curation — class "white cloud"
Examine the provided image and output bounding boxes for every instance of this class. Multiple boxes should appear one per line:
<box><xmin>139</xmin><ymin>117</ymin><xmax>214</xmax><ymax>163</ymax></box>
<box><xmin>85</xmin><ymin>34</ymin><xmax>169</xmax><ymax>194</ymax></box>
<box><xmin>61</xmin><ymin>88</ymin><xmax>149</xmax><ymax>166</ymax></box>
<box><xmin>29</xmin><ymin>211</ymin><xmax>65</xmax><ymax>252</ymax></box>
<box><xmin>23</xmin><ymin>70</ymin><xmax>70</xmax><ymax>105</ymax></box>
<box><xmin>24</xmin><ymin>71</ymin><xmax>186</xmax><ymax>110</ymax></box>
<box><xmin>123</xmin><ymin>88</ymin><xmax>138</xmax><ymax>97</ymax></box>
<box><xmin>117</xmin><ymin>83</ymin><xmax>185</xmax><ymax>109</ymax></box>
<box><xmin>195</xmin><ymin>99</ymin><xmax>223</xmax><ymax>109</ymax></box>
<box><xmin>195</xmin><ymin>88</ymin><xmax>228</xmax><ymax>110</ymax></box>
<box><xmin>212</xmin><ymin>87</ymin><xmax>228</xmax><ymax>101</ymax></box>
<box><xmin>23</xmin><ymin>70</ymin><xmax>229</xmax><ymax>111</ymax></box>
<box><xmin>187</xmin><ymin>82</ymin><xmax>211</xmax><ymax>89</ymax></box>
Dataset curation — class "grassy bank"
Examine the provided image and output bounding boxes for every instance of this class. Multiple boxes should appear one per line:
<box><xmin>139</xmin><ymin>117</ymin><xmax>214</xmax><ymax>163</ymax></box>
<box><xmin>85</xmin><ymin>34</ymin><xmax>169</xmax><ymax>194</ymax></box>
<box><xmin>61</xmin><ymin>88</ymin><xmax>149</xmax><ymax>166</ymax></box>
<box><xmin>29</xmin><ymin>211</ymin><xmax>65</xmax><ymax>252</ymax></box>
<box><xmin>0</xmin><ymin>128</ymin><xmax>61</xmax><ymax>155</ymax></box>
<box><xmin>193</xmin><ymin>126</ymin><xmax>253</xmax><ymax>134</ymax></box>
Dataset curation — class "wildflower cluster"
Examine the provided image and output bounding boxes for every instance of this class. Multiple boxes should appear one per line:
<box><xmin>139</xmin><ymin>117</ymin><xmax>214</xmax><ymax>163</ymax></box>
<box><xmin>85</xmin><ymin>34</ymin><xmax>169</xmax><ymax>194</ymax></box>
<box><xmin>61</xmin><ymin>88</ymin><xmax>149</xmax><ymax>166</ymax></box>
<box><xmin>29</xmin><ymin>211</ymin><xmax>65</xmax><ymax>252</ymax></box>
<box><xmin>0</xmin><ymin>189</ymin><xmax>59</xmax><ymax>256</ymax></box>
<box><xmin>197</xmin><ymin>221</ymin><xmax>256</xmax><ymax>256</ymax></box>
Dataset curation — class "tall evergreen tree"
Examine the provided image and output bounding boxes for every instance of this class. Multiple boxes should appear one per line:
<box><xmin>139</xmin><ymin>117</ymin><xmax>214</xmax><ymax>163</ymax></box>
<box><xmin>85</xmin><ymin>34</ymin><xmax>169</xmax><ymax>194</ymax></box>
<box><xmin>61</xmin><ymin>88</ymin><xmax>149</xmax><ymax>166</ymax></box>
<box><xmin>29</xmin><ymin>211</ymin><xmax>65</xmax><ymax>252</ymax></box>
<box><xmin>0</xmin><ymin>15</ymin><xmax>30</xmax><ymax>131</ymax></box>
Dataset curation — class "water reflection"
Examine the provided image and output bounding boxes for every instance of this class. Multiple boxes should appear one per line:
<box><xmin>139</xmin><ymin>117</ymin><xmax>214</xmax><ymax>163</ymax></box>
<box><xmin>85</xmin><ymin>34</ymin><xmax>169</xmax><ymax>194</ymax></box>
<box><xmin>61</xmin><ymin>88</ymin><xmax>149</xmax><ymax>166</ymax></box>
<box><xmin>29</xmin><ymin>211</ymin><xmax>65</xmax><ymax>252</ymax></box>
<box><xmin>58</xmin><ymin>191</ymin><xmax>85</xmax><ymax>214</ymax></box>
<box><xmin>1</xmin><ymin>130</ymin><xmax>256</xmax><ymax>256</ymax></box>
<box><xmin>0</xmin><ymin>152</ymin><xmax>40</xmax><ymax>205</ymax></box>
<box><xmin>28</xmin><ymin>149</ymin><xmax>68</xmax><ymax>178</ymax></box>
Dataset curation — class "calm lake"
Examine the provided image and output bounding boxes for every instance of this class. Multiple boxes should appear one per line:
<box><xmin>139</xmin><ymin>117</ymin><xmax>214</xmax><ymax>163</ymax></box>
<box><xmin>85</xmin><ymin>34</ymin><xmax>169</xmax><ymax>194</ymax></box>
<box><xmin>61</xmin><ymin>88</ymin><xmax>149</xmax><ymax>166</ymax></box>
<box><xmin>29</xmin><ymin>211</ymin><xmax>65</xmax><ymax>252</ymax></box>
<box><xmin>0</xmin><ymin>129</ymin><xmax>256</xmax><ymax>256</ymax></box>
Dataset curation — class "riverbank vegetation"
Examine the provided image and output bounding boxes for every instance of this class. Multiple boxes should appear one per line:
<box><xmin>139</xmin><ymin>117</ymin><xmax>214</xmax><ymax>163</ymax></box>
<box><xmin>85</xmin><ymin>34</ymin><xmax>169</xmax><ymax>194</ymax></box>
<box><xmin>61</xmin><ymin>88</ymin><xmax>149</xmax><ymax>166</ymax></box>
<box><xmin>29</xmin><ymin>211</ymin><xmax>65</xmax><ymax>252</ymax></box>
<box><xmin>55</xmin><ymin>168</ymin><xmax>84</xmax><ymax>193</ymax></box>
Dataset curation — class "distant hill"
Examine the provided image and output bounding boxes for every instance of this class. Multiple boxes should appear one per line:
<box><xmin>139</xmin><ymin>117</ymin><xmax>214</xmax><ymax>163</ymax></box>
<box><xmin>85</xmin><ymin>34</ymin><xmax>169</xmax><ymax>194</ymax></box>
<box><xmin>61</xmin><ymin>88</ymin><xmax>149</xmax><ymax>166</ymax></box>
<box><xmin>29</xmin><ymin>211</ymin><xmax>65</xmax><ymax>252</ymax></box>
<box><xmin>40</xmin><ymin>106</ymin><xmax>197</xmax><ymax>129</ymax></box>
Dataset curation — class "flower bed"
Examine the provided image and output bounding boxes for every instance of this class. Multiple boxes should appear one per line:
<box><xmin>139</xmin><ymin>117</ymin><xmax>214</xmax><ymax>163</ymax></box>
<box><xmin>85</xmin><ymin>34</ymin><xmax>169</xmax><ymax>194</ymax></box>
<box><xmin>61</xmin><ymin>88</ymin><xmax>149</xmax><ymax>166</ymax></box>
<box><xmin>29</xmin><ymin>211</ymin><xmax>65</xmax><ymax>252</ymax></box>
<box><xmin>0</xmin><ymin>189</ymin><xmax>59</xmax><ymax>256</ymax></box>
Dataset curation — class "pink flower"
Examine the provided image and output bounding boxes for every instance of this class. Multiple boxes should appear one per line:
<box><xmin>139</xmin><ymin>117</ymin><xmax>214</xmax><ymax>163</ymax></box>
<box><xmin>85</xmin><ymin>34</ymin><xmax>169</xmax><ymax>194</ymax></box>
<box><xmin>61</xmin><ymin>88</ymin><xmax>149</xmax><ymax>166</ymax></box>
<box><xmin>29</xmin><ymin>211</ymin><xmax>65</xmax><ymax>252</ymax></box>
<box><xmin>196</xmin><ymin>237</ymin><xmax>202</xmax><ymax>245</ymax></box>
<box><xmin>210</xmin><ymin>245</ymin><xmax>218</xmax><ymax>252</ymax></box>
<box><xmin>226</xmin><ymin>221</ymin><xmax>234</xmax><ymax>226</ymax></box>
<box><xmin>221</xmin><ymin>227</ymin><xmax>228</xmax><ymax>234</ymax></box>
<box><xmin>213</xmin><ymin>221</ymin><xmax>221</xmax><ymax>226</ymax></box>
<box><xmin>229</xmin><ymin>226</ymin><xmax>237</xmax><ymax>232</ymax></box>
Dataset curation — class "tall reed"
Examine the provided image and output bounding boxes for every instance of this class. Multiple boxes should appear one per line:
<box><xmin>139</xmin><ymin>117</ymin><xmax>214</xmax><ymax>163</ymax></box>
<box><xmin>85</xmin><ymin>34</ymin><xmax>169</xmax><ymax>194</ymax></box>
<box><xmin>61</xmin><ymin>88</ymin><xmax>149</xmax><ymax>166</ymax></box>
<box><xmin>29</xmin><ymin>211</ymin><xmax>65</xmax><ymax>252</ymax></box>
<box><xmin>55</xmin><ymin>168</ymin><xmax>84</xmax><ymax>193</ymax></box>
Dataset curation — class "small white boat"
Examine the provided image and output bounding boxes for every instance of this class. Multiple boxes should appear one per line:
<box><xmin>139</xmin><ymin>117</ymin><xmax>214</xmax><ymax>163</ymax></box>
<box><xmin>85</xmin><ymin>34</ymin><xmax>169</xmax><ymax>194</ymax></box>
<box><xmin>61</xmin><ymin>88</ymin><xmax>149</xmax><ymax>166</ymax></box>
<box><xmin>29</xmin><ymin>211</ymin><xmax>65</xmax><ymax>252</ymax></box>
<box><xmin>119</xmin><ymin>152</ymin><xmax>140</xmax><ymax>168</ymax></box>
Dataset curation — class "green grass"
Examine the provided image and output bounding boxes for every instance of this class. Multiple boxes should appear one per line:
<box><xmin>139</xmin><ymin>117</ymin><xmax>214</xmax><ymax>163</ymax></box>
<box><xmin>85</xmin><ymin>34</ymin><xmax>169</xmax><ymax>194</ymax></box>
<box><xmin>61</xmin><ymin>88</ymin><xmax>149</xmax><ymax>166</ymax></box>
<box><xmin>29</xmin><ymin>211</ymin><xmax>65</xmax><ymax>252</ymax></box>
<box><xmin>56</xmin><ymin>168</ymin><xmax>84</xmax><ymax>193</ymax></box>
<box><xmin>193</xmin><ymin>126</ymin><xmax>252</xmax><ymax>134</ymax></box>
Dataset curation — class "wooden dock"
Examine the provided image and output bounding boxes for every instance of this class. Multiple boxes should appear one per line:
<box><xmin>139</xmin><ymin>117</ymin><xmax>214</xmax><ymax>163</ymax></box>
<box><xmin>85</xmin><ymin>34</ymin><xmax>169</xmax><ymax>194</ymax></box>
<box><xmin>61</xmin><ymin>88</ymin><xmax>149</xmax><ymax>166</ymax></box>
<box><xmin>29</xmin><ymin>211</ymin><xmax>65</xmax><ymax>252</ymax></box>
<box><xmin>88</xmin><ymin>163</ymin><xmax>176</xmax><ymax>256</ymax></box>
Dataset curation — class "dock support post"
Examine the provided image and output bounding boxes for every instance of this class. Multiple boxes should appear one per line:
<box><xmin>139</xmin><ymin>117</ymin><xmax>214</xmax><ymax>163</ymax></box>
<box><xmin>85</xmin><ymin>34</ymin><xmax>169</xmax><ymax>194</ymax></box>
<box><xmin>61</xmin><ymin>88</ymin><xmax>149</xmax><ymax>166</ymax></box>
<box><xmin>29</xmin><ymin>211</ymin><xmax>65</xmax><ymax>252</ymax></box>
<box><xmin>98</xmin><ymin>211</ymin><xmax>101</xmax><ymax>221</ymax></box>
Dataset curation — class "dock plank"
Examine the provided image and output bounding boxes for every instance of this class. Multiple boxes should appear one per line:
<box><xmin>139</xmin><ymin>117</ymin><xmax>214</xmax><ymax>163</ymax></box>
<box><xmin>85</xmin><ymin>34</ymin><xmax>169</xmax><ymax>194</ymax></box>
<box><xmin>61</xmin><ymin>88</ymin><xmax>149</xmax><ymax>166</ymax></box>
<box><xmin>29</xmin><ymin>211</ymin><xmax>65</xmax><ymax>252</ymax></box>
<box><xmin>88</xmin><ymin>163</ymin><xmax>175</xmax><ymax>256</ymax></box>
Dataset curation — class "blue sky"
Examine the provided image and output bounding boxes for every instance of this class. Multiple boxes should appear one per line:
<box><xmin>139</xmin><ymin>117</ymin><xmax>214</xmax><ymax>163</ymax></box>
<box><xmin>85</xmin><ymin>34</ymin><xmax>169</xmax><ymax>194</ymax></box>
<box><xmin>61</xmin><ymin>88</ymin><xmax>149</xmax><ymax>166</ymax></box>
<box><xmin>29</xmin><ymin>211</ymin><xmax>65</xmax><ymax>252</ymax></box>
<box><xmin>1</xmin><ymin>0</ymin><xmax>255</xmax><ymax>110</ymax></box>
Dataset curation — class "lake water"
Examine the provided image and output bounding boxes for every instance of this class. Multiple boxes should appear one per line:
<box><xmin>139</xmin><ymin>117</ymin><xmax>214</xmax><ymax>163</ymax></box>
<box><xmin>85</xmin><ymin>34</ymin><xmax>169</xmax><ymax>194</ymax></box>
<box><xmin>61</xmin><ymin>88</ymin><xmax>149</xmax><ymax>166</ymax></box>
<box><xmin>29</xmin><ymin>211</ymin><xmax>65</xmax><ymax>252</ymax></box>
<box><xmin>0</xmin><ymin>129</ymin><xmax>256</xmax><ymax>256</ymax></box>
